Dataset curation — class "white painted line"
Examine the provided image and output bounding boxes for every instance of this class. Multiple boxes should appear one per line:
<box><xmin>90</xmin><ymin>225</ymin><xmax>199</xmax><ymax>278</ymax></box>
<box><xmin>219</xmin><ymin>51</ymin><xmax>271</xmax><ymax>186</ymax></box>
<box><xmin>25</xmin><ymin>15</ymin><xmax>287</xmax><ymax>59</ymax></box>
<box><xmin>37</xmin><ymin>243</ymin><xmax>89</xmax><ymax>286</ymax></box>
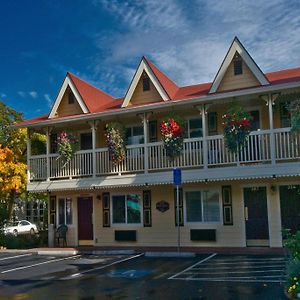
<box><xmin>184</xmin><ymin>269</ymin><xmax>285</xmax><ymax>275</ymax></box>
<box><xmin>168</xmin><ymin>253</ymin><xmax>217</xmax><ymax>280</ymax></box>
<box><xmin>1</xmin><ymin>255</ymin><xmax>81</xmax><ymax>274</ymax></box>
<box><xmin>200</xmin><ymin>261</ymin><xmax>286</xmax><ymax>266</ymax></box>
<box><xmin>63</xmin><ymin>253</ymin><xmax>144</xmax><ymax>280</ymax></box>
<box><xmin>0</xmin><ymin>253</ymin><xmax>32</xmax><ymax>261</ymax></box>
<box><xmin>212</xmin><ymin>257</ymin><xmax>285</xmax><ymax>262</ymax></box>
<box><xmin>193</xmin><ymin>264</ymin><xmax>286</xmax><ymax>270</ymax></box>
<box><xmin>171</xmin><ymin>277</ymin><xmax>285</xmax><ymax>283</ymax></box>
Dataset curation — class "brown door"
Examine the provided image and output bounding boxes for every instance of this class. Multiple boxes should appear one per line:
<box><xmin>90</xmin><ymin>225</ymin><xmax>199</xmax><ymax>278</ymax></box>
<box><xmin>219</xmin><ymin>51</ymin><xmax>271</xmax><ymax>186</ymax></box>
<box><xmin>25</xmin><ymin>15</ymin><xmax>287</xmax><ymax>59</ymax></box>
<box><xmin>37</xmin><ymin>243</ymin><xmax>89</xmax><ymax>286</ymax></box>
<box><xmin>78</xmin><ymin>197</ymin><xmax>93</xmax><ymax>242</ymax></box>
<box><xmin>244</xmin><ymin>187</ymin><xmax>269</xmax><ymax>246</ymax></box>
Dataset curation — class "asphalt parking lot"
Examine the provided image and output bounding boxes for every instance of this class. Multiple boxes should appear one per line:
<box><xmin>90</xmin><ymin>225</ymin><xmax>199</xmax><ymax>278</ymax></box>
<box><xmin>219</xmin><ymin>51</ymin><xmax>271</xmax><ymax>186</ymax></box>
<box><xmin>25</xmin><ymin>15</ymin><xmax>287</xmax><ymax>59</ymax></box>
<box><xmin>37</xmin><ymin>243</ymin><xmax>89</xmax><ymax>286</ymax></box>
<box><xmin>0</xmin><ymin>252</ymin><xmax>288</xmax><ymax>300</ymax></box>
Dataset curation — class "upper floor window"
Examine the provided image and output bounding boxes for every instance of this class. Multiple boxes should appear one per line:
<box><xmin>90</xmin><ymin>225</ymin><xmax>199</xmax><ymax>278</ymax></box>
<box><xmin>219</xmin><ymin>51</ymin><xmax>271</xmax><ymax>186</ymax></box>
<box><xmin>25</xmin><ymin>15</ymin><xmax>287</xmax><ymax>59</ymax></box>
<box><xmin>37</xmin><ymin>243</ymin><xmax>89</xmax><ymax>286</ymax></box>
<box><xmin>112</xmin><ymin>194</ymin><xmax>141</xmax><ymax>224</ymax></box>
<box><xmin>68</xmin><ymin>91</ymin><xmax>75</xmax><ymax>104</ymax></box>
<box><xmin>142</xmin><ymin>77</ymin><xmax>150</xmax><ymax>92</ymax></box>
<box><xmin>233</xmin><ymin>53</ymin><xmax>243</xmax><ymax>75</ymax></box>
<box><xmin>184</xmin><ymin>118</ymin><xmax>202</xmax><ymax>138</ymax></box>
<box><xmin>126</xmin><ymin>125</ymin><xmax>144</xmax><ymax>145</ymax></box>
<box><xmin>185</xmin><ymin>189</ymin><xmax>220</xmax><ymax>223</ymax></box>
<box><xmin>80</xmin><ymin>132</ymin><xmax>92</xmax><ymax>150</ymax></box>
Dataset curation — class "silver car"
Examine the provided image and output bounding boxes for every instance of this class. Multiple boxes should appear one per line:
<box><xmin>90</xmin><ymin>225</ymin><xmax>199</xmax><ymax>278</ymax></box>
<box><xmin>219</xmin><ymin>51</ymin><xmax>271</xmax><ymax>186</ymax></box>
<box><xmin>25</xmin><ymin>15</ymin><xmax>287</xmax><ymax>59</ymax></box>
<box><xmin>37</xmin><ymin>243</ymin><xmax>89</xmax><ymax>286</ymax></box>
<box><xmin>4</xmin><ymin>220</ymin><xmax>38</xmax><ymax>236</ymax></box>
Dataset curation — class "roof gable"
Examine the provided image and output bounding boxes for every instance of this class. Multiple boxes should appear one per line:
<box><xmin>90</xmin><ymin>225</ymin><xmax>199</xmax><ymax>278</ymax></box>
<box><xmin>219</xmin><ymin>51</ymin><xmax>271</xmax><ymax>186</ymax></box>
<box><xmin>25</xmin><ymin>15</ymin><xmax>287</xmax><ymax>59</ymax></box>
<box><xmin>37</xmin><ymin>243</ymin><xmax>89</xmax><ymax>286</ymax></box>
<box><xmin>49</xmin><ymin>74</ymin><xmax>89</xmax><ymax>118</ymax></box>
<box><xmin>121</xmin><ymin>57</ymin><xmax>179</xmax><ymax>108</ymax></box>
<box><xmin>209</xmin><ymin>37</ymin><xmax>269</xmax><ymax>93</ymax></box>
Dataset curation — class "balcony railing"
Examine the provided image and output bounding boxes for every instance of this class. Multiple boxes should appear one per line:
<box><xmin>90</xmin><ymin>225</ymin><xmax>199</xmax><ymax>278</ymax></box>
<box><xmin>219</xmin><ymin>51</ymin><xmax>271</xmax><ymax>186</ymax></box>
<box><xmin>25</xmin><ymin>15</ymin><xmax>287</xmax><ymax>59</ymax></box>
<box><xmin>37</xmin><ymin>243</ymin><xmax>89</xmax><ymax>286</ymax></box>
<box><xmin>28</xmin><ymin>127</ymin><xmax>300</xmax><ymax>181</ymax></box>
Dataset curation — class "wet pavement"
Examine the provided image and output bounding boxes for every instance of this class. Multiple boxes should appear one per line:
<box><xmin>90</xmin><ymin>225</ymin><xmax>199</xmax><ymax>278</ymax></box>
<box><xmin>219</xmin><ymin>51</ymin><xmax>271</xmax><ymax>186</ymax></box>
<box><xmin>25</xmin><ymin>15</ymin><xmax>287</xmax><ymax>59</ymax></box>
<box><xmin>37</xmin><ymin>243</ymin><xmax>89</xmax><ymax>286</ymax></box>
<box><xmin>0</xmin><ymin>252</ymin><xmax>288</xmax><ymax>299</ymax></box>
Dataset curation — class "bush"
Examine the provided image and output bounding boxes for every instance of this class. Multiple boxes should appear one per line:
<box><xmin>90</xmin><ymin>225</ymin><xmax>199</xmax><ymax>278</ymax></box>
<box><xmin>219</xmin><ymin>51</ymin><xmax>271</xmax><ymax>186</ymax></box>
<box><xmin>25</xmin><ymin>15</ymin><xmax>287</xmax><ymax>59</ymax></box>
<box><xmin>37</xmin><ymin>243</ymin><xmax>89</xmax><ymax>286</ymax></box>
<box><xmin>286</xmin><ymin>259</ymin><xmax>300</xmax><ymax>299</ymax></box>
<box><xmin>0</xmin><ymin>231</ymin><xmax>48</xmax><ymax>249</ymax></box>
<box><xmin>283</xmin><ymin>229</ymin><xmax>300</xmax><ymax>259</ymax></box>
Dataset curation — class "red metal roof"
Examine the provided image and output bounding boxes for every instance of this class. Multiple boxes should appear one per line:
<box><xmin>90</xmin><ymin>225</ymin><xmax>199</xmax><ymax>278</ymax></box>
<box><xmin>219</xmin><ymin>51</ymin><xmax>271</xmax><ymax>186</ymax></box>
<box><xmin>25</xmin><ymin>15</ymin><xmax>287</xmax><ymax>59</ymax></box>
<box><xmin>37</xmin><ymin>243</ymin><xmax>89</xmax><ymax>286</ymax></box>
<box><xmin>18</xmin><ymin>63</ymin><xmax>300</xmax><ymax>126</ymax></box>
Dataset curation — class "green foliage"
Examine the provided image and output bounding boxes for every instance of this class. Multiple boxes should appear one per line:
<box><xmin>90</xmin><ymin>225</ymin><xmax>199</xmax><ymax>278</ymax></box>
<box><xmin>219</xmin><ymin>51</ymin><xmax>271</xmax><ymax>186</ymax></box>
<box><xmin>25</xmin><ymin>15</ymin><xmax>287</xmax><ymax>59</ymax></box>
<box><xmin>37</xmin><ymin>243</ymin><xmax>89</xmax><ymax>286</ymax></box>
<box><xmin>105</xmin><ymin>122</ymin><xmax>126</xmax><ymax>165</ymax></box>
<box><xmin>283</xmin><ymin>229</ymin><xmax>300</xmax><ymax>259</ymax></box>
<box><xmin>57</xmin><ymin>131</ymin><xmax>79</xmax><ymax>166</ymax></box>
<box><xmin>0</xmin><ymin>201</ymin><xmax>8</xmax><ymax>229</ymax></box>
<box><xmin>31</xmin><ymin>133</ymin><xmax>46</xmax><ymax>155</ymax></box>
<box><xmin>0</xmin><ymin>231</ymin><xmax>48</xmax><ymax>249</ymax></box>
<box><xmin>222</xmin><ymin>103</ymin><xmax>252</xmax><ymax>153</ymax></box>
<box><xmin>286</xmin><ymin>259</ymin><xmax>300</xmax><ymax>298</ymax></box>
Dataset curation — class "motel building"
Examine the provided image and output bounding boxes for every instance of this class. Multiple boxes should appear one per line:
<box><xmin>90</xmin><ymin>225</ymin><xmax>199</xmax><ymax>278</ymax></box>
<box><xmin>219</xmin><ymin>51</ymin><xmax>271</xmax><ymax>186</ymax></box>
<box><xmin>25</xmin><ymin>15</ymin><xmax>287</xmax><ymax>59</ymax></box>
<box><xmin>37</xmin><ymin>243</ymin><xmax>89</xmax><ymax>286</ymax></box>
<box><xmin>16</xmin><ymin>37</ymin><xmax>300</xmax><ymax>249</ymax></box>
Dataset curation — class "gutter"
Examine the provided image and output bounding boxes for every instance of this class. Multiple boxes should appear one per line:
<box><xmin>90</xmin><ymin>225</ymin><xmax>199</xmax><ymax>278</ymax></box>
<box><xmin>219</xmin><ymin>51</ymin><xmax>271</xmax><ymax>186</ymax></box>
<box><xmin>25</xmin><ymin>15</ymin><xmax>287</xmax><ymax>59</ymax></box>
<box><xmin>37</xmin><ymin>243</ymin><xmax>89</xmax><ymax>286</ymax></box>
<box><xmin>13</xmin><ymin>80</ymin><xmax>300</xmax><ymax>128</ymax></box>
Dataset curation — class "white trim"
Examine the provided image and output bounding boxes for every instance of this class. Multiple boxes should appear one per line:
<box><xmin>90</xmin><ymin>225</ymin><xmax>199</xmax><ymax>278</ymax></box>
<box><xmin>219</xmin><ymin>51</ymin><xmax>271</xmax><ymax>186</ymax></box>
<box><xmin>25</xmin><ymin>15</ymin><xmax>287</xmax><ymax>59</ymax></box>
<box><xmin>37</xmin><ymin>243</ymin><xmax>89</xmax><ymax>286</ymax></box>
<box><xmin>121</xmin><ymin>59</ymin><xmax>170</xmax><ymax>108</ymax></box>
<box><xmin>209</xmin><ymin>38</ymin><xmax>269</xmax><ymax>94</ymax></box>
<box><xmin>49</xmin><ymin>75</ymin><xmax>89</xmax><ymax>118</ymax></box>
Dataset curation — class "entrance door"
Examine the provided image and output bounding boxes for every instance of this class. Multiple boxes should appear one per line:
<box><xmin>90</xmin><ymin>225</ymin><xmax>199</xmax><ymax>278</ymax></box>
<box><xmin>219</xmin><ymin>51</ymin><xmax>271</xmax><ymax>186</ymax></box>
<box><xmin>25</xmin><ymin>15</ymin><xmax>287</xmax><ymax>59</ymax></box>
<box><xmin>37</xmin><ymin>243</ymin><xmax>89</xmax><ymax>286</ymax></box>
<box><xmin>244</xmin><ymin>187</ymin><xmax>269</xmax><ymax>246</ymax></box>
<box><xmin>78</xmin><ymin>197</ymin><xmax>93</xmax><ymax>245</ymax></box>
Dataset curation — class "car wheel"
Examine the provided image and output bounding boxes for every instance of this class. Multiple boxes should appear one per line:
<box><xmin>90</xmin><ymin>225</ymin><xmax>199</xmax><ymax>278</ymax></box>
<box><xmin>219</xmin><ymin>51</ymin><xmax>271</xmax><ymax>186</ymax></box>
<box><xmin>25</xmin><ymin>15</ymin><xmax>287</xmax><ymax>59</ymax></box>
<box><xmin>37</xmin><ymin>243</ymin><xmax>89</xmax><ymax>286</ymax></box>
<box><xmin>13</xmin><ymin>229</ymin><xmax>18</xmax><ymax>236</ymax></box>
<box><xmin>30</xmin><ymin>228</ymin><xmax>35</xmax><ymax>235</ymax></box>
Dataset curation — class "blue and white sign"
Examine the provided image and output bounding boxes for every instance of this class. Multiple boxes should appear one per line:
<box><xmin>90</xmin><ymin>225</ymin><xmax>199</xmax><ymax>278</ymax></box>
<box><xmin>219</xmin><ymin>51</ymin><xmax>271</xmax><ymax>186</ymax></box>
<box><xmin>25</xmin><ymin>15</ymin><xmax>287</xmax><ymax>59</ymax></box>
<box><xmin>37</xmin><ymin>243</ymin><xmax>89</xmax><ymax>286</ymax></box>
<box><xmin>173</xmin><ymin>168</ymin><xmax>182</xmax><ymax>186</ymax></box>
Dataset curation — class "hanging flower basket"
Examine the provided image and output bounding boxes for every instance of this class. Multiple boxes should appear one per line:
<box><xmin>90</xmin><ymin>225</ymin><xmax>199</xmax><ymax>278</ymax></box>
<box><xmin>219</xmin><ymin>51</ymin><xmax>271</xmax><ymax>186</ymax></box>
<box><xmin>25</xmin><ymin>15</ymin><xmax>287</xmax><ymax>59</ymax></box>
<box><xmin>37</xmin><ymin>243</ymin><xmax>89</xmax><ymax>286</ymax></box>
<box><xmin>57</xmin><ymin>131</ymin><xmax>78</xmax><ymax>166</ymax></box>
<box><xmin>160</xmin><ymin>115</ymin><xmax>185</xmax><ymax>160</ymax></box>
<box><xmin>289</xmin><ymin>99</ymin><xmax>300</xmax><ymax>134</ymax></box>
<box><xmin>222</xmin><ymin>104</ymin><xmax>252</xmax><ymax>153</ymax></box>
<box><xmin>105</xmin><ymin>122</ymin><xmax>126</xmax><ymax>165</ymax></box>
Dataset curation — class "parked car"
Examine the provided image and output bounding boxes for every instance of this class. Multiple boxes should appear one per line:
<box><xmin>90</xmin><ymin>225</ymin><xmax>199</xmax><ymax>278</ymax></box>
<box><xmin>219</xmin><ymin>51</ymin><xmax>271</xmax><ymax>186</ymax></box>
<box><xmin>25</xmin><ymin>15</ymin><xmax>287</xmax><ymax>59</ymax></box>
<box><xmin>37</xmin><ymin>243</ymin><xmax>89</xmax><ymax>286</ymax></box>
<box><xmin>4</xmin><ymin>220</ymin><xmax>38</xmax><ymax>236</ymax></box>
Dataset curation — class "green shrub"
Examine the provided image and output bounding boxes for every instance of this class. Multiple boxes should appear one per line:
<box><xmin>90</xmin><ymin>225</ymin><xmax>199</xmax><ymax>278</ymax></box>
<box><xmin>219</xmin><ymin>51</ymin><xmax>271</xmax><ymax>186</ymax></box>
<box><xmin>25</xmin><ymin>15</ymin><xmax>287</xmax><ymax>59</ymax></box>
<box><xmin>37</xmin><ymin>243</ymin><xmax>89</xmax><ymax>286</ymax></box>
<box><xmin>0</xmin><ymin>232</ymin><xmax>48</xmax><ymax>249</ymax></box>
<box><xmin>283</xmin><ymin>229</ymin><xmax>300</xmax><ymax>259</ymax></box>
<box><xmin>286</xmin><ymin>258</ymin><xmax>300</xmax><ymax>298</ymax></box>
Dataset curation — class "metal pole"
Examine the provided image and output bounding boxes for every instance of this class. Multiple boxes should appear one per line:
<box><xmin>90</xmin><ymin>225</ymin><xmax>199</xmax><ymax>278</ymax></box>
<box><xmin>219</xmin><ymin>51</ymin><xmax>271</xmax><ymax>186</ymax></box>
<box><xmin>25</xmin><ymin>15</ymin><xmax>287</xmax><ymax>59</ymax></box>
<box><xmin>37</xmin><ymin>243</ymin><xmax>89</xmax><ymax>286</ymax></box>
<box><xmin>176</xmin><ymin>185</ymin><xmax>180</xmax><ymax>253</ymax></box>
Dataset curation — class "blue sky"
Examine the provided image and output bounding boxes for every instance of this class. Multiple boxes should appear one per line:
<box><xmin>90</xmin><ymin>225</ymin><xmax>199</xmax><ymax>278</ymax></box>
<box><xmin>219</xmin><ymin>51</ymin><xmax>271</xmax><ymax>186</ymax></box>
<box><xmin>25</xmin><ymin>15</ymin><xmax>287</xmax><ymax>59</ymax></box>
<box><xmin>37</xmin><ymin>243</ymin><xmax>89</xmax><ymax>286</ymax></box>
<box><xmin>0</xmin><ymin>0</ymin><xmax>299</xmax><ymax>119</ymax></box>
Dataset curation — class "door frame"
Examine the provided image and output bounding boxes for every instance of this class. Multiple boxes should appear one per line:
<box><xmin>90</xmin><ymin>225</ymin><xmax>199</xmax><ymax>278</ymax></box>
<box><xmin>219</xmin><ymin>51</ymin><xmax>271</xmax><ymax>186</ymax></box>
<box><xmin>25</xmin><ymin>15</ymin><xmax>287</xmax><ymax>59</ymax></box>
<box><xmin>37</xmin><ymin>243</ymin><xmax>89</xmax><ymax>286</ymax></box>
<box><xmin>77</xmin><ymin>196</ymin><xmax>94</xmax><ymax>246</ymax></box>
<box><xmin>242</xmin><ymin>184</ymin><xmax>270</xmax><ymax>247</ymax></box>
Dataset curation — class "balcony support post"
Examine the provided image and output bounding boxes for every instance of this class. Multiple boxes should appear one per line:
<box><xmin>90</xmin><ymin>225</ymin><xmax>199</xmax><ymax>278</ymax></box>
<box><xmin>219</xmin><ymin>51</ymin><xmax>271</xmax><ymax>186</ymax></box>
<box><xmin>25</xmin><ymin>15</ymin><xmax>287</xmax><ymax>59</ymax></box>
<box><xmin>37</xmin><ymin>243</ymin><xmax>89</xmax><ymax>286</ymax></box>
<box><xmin>196</xmin><ymin>105</ymin><xmax>208</xmax><ymax>169</ymax></box>
<box><xmin>27</xmin><ymin>129</ymin><xmax>32</xmax><ymax>183</ymax></box>
<box><xmin>90</xmin><ymin>120</ymin><xmax>98</xmax><ymax>178</ymax></box>
<box><xmin>46</xmin><ymin>128</ymin><xmax>51</xmax><ymax>181</ymax></box>
<box><xmin>138</xmin><ymin>112</ymin><xmax>151</xmax><ymax>174</ymax></box>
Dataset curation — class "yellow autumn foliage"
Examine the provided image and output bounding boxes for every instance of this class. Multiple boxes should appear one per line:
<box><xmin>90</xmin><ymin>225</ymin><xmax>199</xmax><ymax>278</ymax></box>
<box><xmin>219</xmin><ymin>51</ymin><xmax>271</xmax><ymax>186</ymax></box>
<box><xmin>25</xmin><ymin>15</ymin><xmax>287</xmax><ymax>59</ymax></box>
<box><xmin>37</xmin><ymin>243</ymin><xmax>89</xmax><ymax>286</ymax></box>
<box><xmin>0</xmin><ymin>146</ymin><xmax>26</xmax><ymax>194</ymax></box>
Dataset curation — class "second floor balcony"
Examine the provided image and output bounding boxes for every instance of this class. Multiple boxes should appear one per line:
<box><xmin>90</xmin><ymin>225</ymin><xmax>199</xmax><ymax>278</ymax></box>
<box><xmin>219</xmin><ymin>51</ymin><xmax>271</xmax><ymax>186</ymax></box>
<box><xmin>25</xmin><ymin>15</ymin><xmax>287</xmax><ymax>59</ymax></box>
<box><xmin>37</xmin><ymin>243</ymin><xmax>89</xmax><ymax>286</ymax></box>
<box><xmin>28</xmin><ymin>127</ymin><xmax>300</xmax><ymax>182</ymax></box>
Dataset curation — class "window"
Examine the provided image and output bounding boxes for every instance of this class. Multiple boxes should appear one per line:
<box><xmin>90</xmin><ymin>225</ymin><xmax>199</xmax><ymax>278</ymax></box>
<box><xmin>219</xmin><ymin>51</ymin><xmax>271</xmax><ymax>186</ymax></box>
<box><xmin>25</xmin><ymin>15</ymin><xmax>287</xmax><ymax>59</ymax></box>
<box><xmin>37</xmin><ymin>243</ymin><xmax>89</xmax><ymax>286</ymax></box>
<box><xmin>184</xmin><ymin>118</ymin><xmax>202</xmax><ymax>138</ymax></box>
<box><xmin>50</xmin><ymin>133</ymin><xmax>57</xmax><ymax>153</ymax></box>
<box><xmin>58</xmin><ymin>198</ymin><xmax>73</xmax><ymax>225</ymax></box>
<box><xmin>279</xmin><ymin>102</ymin><xmax>291</xmax><ymax>127</ymax></box>
<box><xmin>233</xmin><ymin>53</ymin><xmax>243</xmax><ymax>75</ymax></box>
<box><xmin>112</xmin><ymin>194</ymin><xmax>141</xmax><ymax>224</ymax></box>
<box><xmin>68</xmin><ymin>91</ymin><xmax>75</xmax><ymax>104</ymax></box>
<box><xmin>185</xmin><ymin>189</ymin><xmax>220</xmax><ymax>223</ymax></box>
<box><xmin>142</xmin><ymin>77</ymin><xmax>150</xmax><ymax>91</ymax></box>
<box><xmin>126</xmin><ymin>125</ymin><xmax>144</xmax><ymax>145</ymax></box>
<box><xmin>80</xmin><ymin>132</ymin><xmax>92</xmax><ymax>150</ymax></box>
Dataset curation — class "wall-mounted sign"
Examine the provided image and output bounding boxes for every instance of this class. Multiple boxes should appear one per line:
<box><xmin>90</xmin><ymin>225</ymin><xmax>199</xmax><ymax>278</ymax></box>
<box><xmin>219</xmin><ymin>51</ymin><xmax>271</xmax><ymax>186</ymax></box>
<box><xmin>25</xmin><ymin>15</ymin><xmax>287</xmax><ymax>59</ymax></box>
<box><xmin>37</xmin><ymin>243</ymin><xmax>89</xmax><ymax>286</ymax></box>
<box><xmin>156</xmin><ymin>201</ymin><xmax>169</xmax><ymax>213</ymax></box>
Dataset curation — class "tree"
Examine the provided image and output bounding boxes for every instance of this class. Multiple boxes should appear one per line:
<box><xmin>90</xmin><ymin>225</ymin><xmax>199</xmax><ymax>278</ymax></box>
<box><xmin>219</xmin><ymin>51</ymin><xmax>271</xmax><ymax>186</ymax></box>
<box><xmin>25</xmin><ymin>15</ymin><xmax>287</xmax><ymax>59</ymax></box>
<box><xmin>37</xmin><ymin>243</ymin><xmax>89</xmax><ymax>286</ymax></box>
<box><xmin>0</xmin><ymin>146</ymin><xmax>26</xmax><ymax>219</ymax></box>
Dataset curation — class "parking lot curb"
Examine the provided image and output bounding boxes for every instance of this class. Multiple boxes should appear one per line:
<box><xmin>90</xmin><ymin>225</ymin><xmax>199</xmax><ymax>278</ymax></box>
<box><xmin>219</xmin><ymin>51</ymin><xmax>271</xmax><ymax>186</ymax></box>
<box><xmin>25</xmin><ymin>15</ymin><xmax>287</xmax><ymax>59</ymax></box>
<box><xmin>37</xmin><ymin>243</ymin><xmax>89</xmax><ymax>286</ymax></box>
<box><xmin>37</xmin><ymin>250</ymin><xmax>79</xmax><ymax>256</ymax></box>
<box><xmin>79</xmin><ymin>249</ymin><xmax>136</xmax><ymax>255</ymax></box>
<box><xmin>145</xmin><ymin>252</ymin><xmax>195</xmax><ymax>258</ymax></box>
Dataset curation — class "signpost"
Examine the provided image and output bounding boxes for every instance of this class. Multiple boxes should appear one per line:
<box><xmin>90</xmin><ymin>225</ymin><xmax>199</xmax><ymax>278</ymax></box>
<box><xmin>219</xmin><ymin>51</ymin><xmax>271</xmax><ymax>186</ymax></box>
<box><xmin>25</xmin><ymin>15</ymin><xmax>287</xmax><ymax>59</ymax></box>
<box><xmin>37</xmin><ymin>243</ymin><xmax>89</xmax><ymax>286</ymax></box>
<box><xmin>173</xmin><ymin>168</ymin><xmax>182</xmax><ymax>253</ymax></box>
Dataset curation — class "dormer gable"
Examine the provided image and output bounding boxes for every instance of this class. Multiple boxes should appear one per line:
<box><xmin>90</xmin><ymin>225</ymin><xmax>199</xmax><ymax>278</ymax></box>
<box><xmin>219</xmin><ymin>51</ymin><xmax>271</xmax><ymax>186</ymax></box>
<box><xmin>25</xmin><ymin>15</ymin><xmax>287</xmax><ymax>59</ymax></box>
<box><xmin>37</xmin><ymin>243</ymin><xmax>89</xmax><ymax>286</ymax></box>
<box><xmin>122</xmin><ymin>57</ymin><xmax>179</xmax><ymax>108</ymax></box>
<box><xmin>209</xmin><ymin>37</ymin><xmax>269</xmax><ymax>94</ymax></box>
<box><xmin>49</xmin><ymin>74</ymin><xmax>89</xmax><ymax>118</ymax></box>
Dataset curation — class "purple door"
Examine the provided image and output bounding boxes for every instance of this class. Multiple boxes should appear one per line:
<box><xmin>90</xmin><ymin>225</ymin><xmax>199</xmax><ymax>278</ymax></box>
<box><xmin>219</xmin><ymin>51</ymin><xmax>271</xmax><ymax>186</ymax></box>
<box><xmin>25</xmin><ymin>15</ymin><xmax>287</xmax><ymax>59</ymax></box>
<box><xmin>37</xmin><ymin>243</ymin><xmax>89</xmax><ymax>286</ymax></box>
<box><xmin>78</xmin><ymin>197</ymin><xmax>93</xmax><ymax>241</ymax></box>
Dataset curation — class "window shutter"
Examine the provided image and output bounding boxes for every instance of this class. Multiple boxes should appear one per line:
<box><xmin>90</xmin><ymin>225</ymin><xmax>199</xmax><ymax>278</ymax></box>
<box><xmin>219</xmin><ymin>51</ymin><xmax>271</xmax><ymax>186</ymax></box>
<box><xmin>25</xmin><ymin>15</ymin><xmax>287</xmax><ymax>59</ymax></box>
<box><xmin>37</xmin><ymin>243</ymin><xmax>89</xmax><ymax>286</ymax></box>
<box><xmin>174</xmin><ymin>188</ymin><xmax>184</xmax><ymax>226</ymax></box>
<box><xmin>222</xmin><ymin>186</ymin><xmax>233</xmax><ymax>225</ymax></box>
<box><xmin>49</xmin><ymin>195</ymin><xmax>56</xmax><ymax>226</ymax></box>
<box><xmin>102</xmin><ymin>192</ymin><xmax>110</xmax><ymax>227</ymax></box>
<box><xmin>143</xmin><ymin>190</ymin><xmax>152</xmax><ymax>227</ymax></box>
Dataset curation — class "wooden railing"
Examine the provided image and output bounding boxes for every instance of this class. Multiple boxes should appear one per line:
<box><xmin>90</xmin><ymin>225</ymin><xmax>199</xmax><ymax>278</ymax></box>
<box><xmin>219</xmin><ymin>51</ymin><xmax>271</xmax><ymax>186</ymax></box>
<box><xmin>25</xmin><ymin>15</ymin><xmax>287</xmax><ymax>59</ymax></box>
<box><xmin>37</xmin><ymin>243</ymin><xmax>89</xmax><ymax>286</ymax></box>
<box><xmin>28</xmin><ymin>128</ymin><xmax>300</xmax><ymax>181</ymax></box>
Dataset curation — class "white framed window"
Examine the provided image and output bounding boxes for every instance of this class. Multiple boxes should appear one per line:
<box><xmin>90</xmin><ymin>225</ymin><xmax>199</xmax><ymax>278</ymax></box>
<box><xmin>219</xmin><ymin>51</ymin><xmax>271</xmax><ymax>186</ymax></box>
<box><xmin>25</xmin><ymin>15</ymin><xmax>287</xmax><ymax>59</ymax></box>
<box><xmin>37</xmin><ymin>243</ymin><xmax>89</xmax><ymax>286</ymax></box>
<box><xmin>126</xmin><ymin>125</ymin><xmax>144</xmax><ymax>145</ymax></box>
<box><xmin>112</xmin><ymin>194</ymin><xmax>142</xmax><ymax>224</ymax></box>
<box><xmin>185</xmin><ymin>189</ymin><xmax>221</xmax><ymax>223</ymax></box>
<box><xmin>184</xmin><ymin>117</ymin><xmax>202</xmax><ymax>138</ymax></box>
<box><xmin>58</xmin><ymin>198</ymin><xmax>73</xmax><ymax>225</ymax></box>
<box><xmin>80</xmin><ymin>131</ymin><xmax>92</xmax><ymax>150</ymax></box>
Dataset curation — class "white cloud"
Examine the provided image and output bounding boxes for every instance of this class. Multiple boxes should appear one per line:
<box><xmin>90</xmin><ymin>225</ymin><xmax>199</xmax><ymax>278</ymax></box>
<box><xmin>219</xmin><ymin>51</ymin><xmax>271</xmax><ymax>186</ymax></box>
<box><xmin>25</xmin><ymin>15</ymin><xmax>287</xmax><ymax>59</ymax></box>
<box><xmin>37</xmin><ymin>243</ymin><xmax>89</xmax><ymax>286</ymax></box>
<box><xmin>44</xmin><ymin>94</ymin><xmax>52</xmax><ymax>108</ymax></box>
<box><xmin>91</xmin><ymin>0</ymin><xmax>300</xmax><ymax>94</ymax></box>
<box><xmin>18</xmin><ymin>91</ymin><xmax>26</xmax><ymax>98</ymax></box>
<box><xmin>29</xmin><ymin>91</ymin><xmax>38</xmax><ymax>99</ymax></box>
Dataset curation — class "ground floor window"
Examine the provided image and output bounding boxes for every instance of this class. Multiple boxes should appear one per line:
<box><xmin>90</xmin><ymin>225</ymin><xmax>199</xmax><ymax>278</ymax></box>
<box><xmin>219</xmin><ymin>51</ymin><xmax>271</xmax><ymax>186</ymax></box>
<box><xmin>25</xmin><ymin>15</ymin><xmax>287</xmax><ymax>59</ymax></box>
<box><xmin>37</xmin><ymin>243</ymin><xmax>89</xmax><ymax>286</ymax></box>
<box><xmin>112</xmin><ymin>194</ymin><xmax>141</xmax><ymax>224</ymax></box>
<box><xmin>58</xmin><ymin>198</ymin><xmax>73</xmax><ymax>225</ymax></box>
<box><xmin>185</xmin><ymin>189</ymin><xmax>220</xmax><ymax>223</ymax></box>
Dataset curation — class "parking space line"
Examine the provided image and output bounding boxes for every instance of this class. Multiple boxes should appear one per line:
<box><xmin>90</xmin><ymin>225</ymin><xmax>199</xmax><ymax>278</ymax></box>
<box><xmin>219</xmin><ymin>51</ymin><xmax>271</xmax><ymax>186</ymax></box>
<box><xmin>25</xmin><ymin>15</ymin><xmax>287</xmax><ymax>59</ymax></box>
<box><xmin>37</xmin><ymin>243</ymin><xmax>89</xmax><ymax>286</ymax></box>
<box><xmin>184</xmin><ymin>269</ymin><xmax>284</xmax><ymax>275</ymax></box>
<box><xmin>0</xmin><ymin>253</ymin><xmax>32</xmax><ymax>261</ymax></box>
<box><xmin>66</xmin><ymin>253</ymin><xmax>144</xmax><ymax>280</ymax></box>
<box><xmin>1</xmin><ymin>255</ymin><xmax>81</xmax><ymax>274</ymax></box>
<box><xmin>172</xmin><ymin>277</ymin><xmax>285</xmax><ymax>283</ymax></box>
<box><xmin>168</xmin><ymin>253</ymin><xmax>217</xmax><ymax>280</ymax></box>
<box><xmin>193</xmin><ymin>264</ymin><xmax>286</xmax><ymax>270</ymax></box>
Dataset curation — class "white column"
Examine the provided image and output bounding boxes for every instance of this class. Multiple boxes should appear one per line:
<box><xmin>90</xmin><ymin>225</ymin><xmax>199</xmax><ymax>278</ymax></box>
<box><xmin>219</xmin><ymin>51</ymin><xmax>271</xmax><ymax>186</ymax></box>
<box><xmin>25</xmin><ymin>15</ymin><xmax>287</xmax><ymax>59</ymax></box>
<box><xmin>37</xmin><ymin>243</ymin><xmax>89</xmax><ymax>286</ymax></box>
<box><xmin>46</xmin><ymin>128</ymin><xmax>51</xmax><ymax>181</ymax></box>
<box><xmin>27</xmin><ymin>129</ymin><xmax>31</xmax><ymax>183</ymax></box>
<box><xmin>91</xmin><ymin>121</ymin><xmax>97</xmax><ymax>178</ymax></box>
<box><xmin>201</xmin><ymin>105</ymin><xmax>208</xmax><ymax>169</ymax></box>
<box><xmin>268</xmin><ymin>94</ymin><xmax>276</xmax><ymax>165</ymax></box>
<box><xmin>143</xmin><ymin>113</ymin><xmax>149</xmax><ymax>174</ymax></box>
